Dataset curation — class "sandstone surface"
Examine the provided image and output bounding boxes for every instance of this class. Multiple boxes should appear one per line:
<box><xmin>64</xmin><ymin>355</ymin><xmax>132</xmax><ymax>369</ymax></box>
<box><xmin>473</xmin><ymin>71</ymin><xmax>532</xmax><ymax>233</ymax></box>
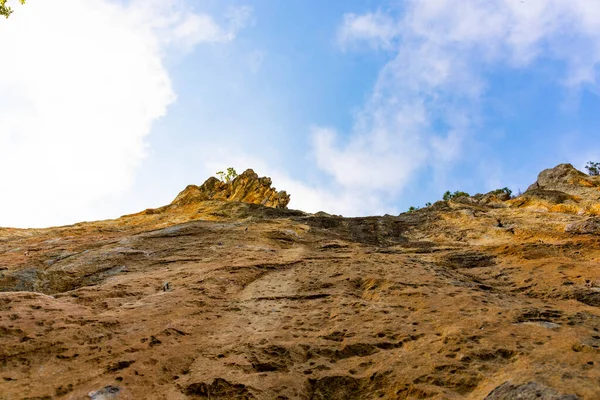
<box><xmin>0</xmin><ymin>166</ymin><xmax>599</xmax><ymax>399</ymax></box>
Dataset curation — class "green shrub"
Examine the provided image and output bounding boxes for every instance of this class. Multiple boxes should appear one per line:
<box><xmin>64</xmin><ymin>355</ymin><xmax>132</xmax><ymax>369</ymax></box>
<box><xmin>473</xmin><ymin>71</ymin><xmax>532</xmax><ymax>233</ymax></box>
<box><xmin>442</xmin><ymin>190</ymin><xmax>470</xmax><ymax>201</ymax></box>
<box><xmin>490</xmin><ymin>187</ymin><xmax>512</xmax><ymax>197</ymax></box>
<box><xmin>1</xmin><ymin>0</ymin><xmax>26</xmax><ymax>19</ymax></box>
<box><xmin>216</xmin><ymin>167</ymin><xmax>238</xmax><ymax>182</ymax></box>
<box><xmin>585</xmin><ymin>161</ymin><xmax>600</xmax><ymax>176</ymax></box>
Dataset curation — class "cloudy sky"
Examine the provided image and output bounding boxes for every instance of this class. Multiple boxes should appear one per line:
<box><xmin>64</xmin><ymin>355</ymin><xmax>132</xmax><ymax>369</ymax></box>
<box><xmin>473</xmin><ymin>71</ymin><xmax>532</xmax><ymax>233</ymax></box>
<box><xmin>1</xmin><ymin>0</ymin><xmax>600</xmax><ymax>228</ymax></box>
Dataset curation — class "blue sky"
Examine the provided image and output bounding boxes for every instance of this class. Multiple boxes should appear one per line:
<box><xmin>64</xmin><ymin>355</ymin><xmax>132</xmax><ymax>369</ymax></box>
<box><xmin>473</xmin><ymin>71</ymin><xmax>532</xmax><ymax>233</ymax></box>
<box><xmin>1</xmin><ymin>0</ymin><xmax>600</xmax><ymax>227</ymax></box>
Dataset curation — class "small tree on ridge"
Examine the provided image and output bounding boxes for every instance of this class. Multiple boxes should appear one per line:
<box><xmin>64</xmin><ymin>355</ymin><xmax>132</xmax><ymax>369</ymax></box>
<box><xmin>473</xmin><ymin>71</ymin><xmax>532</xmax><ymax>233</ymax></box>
<box><xmin>216</xmin><ymin>167</ymin><xmax>238</xmax><ymax>183</ymax></box>
<box><xmin>585</xmin><ymin>161</ymin><xmax>600</xmax><ymax>176</ymax></box>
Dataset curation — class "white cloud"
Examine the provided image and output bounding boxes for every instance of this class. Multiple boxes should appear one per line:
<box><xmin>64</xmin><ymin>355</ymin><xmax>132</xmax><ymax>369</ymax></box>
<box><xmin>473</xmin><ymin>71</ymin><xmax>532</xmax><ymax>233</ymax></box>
<box><xmin>0</xmin><ymin>0</ymin><xmax>250</xmax><ymax>228</ymax></box>
<box><xmin>311</xmin><ymin>125</ymin><xmax>427</xmax><ymax>191</ymax></box>
<box><xmin>279</xmin><ymin>178</ymin><xmax>394</xmax><ymax>217</ymax></box>
<box><xmin>337</xmin><ymin>11</ymin><xmax>399</xmax><ymax>50</ymax></box>
<box><xmin>128</xmin><ymin>0</ymin><xmax>253</xmax><ymax>51</ymax></box>
<box><xmin>196</xmin><ymin>145</ymin><xmax>393</xmax><ymax>217</ymax></box>
<box><xmin>317</xmin><ymin>0</ymin><xmax>600</xmax><ymax>198</ymax></box>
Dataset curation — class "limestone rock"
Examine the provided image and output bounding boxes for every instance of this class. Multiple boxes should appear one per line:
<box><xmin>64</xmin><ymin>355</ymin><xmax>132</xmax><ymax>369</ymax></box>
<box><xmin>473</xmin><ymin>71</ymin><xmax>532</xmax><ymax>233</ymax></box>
<box><xmin>183</xmin><ymin>378</ymin><xmax>254</xmax><ymax>398</ymax></box>
<box><xmin>485</xmin><ymin>381</ymin><xmax>579</xmax><ymax>400</ymax></box>
<box><xmin>88</xmin><ymin>385</ymin><xmax>120</xmax><ymax>399</ymax></box>
<box><xmin>170</xmin><ymin>169</ymin><xmax>290</xmax><ymax>209</ymax></box>
<box><xmin>443</xmin><ymin>189</ymin><xmax>513</xmax><ymax>209</ymax></box>
<box><xmin>521</xmin><ymin>189</ymin><xmax>575</xmax><ymax>204</ymax></box>
<box><xmin>526</xmin><ymin>163</ymin><xmax>600</xmax><ymax>201</ymax></box>
<box><xmin>565</xmin><ymin>217</ymin><xmax>600</xmax><ymax>234</ymax></box>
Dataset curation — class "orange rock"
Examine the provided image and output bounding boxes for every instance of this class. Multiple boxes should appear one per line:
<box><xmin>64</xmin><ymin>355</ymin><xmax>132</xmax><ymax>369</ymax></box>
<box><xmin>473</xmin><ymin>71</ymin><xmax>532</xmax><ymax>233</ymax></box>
<box><xmin>171</xmin><ymin>169</ymin><xmax>290</xmax><ymax>209</ymax></box>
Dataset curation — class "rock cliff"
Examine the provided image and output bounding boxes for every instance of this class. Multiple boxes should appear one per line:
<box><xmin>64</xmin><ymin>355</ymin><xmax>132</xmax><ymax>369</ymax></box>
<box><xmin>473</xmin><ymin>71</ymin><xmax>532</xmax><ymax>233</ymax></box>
<box><xmin>0</xmin><ymin>165</ymin><xmax>599</xmax><ymax>400</ymax></box>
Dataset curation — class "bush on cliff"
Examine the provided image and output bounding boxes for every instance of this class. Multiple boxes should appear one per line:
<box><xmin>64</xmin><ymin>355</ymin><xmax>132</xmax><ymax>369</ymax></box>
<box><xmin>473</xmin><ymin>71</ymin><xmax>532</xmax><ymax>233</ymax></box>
<box><xmin>443</xmin><ymin>190</ymin><xmax>470</xmax><ymax>201</ymax></box>
<box><xmin>585</xmin><ymin>161</ymin><xmax>599</xmax><ymax>176</ymax></box>
<box><xmin>216</xmin><ymin>167</ymin><xmax>238</xmax><ymax>183</ymax></box>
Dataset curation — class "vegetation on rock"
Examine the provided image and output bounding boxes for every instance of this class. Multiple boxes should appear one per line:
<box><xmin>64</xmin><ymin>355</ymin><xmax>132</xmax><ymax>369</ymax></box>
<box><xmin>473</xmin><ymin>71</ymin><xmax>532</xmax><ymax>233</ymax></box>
<box><xmin>0</xmin><ymin>0</ymin><xmax>25</xmax><ymax>18</ymax></box>
<box><xmin>216</xmin><ymin>167</ymin><xmax>238</xmax><ymax>183</ymax></box>
<box><xmin>585</xmin><ymin>161</ymin><xmax>600</xmax><ymax>176</ymax></box>
<box><xmin>489</xmin><ymin>187</ymin><xmax>512</xmax><ymax>198</ymax></box>
<box><xmin>443</xmin><ymin>190</ymin><xmax>470</xmax><ymax>201</ymax></box>
<box><xmin>171</xmin><ymin>168</ymin><xmax>290</xmax><ymax>209</ymax></box>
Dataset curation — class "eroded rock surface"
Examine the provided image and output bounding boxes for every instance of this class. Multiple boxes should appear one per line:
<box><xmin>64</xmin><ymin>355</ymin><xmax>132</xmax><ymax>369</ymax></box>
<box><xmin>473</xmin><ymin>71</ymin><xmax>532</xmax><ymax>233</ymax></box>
<box><xmin>1</xmin><ymin>166</ymin><xmax>599</xmax><ymax>399</ymax></box>
<box><xmin>485</xmin><ymin>381</ymin><xmax>580</xmax><ymax>400</ymax></box>
<box><xmin>526</xmin><ymin>163</ymin><xmax>600</xmax><ymax>201</ymax></box>
<box><xmin>170</xmin><ymin>169</ymin><xmax>290</xmax><ymax>209</ymax></box>
<box><xmin>566</xmin><ymin>218</ymin><xmax>600</xmax><ymax>235</ymax></box>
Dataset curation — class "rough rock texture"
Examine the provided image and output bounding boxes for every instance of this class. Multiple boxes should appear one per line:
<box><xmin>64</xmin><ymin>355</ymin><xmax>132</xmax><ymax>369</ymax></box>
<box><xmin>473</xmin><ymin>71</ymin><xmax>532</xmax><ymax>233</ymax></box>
<box><xmin>1</xmin><ymin>166</ymin><xmax>599</xmax><ymax>399</ymax></box>
<box><xmin>565</xmin><ymin>218</ymin><xmax>600</xmax><ymax>235</ymax></box>
<box><xmin>170</xmin><ymin>169</ymin><xmax>290</xmax><ymax>209</ymax></box>
<box><xmin>485</xmin><ymin>381</ymin><xmax>580</xmax><ymax>399</ymax></box>
<box><xmin>453</xmin><ymin>190</ymin><xmax>511</xmax><ymax>208</ymax></box>
<box><xmin>526</xmin><ymin>163</ymin><xmax>600</xmax><ymax>200</ymax></box>
<box><xmin>498</xmin><ymin>164</ymin><xmax>600</xmax><ymax>217</ymax></box>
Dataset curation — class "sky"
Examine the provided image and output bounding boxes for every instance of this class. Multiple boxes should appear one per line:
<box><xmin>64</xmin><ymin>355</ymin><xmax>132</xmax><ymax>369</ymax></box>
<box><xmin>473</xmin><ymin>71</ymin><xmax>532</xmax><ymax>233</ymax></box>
<box><xmin>1</xmin><ymin>0</ymin><xmax>600</xmax><ymax>228</ymax></box>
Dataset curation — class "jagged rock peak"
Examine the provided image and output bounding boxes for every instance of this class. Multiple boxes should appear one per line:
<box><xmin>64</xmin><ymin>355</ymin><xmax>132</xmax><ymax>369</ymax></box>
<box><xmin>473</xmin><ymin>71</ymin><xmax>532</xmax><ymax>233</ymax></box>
<box><xmin>170</xmin><ymin>169</ymin><xmax>291</xmax><ymax>209</ymax></box>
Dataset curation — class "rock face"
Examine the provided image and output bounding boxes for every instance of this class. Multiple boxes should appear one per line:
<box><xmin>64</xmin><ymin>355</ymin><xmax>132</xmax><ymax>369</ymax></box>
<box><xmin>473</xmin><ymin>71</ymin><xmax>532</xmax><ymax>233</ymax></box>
<box><xmin>485</xmin><ymin>382</ymin><xmax>580</xmax><ymax>400</ymax></box>
<box><xmin>565</xmin><ymin>217</ymin><xmax>600</xmax><ymax>235</ymax></box>
<box><xmin>1</xmin><ymin>164</ymin><xmax>600</xmax><ymax>399</ymax></box>
<box><xmin>526</xmin><ymin>163</ymin><xmax>600</xmax><ymax>201</ymax></box>
<box><xmin>500</xmin><ymin>164</ymin><xmax>600</xmax><ymax>215</ymax></box>
<box><xmin>171</xmin><ymin>169</ymin><xmax>290</xmax><ymax>209</ymax></box>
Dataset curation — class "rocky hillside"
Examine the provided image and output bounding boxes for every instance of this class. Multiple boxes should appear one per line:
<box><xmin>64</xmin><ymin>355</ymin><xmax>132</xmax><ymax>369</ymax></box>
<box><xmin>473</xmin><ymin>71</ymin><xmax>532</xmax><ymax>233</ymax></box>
<box><xmin>0</xmin><ymin>165</ymin><xmax>599</xmax><ymax>399</ymax></box>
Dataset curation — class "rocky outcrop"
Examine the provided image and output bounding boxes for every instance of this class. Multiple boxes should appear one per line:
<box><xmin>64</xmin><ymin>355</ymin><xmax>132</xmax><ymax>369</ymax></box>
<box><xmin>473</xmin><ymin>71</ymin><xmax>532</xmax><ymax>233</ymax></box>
<box><xmin>526</xmin><ymin>163</ymin><xmax>600</xmax><ymax>201</ymax></box>
<box><xmin>520</xmin><ymin>189</ymin><xmax>576</xmax><ymax>204</ymax></box>
<box><xmin>501</xmin><ymin>164</ymin><xmax>600</xmax><ymax>216</ymax></box>
<box><xmin>170</xmin><ymin>169</ymin><xmax>290</xmax><ymax>209</ymax></box>
<box><xmin>453</xmin><ymin>189</ymin><xmax>512</xmax><ymax>207</ymax></box>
